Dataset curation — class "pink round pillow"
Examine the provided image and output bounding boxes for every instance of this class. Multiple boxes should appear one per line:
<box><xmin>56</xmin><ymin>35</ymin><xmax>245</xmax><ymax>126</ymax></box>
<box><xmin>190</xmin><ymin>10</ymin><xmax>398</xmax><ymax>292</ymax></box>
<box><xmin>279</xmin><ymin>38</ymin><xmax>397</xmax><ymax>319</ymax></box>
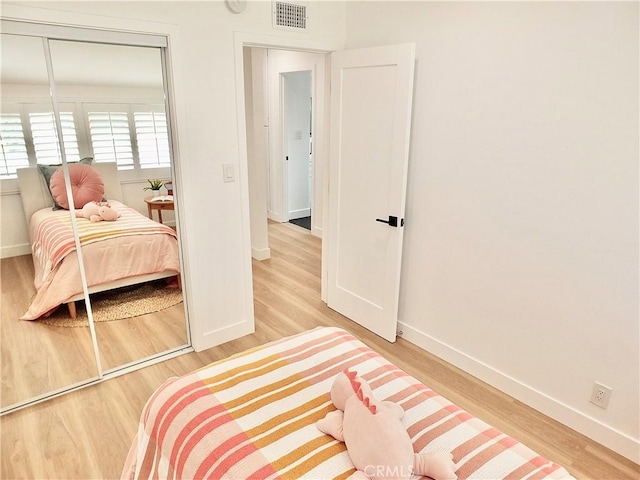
<box><xmin>49</xmin><ymin>163</ymin><xmax>105</xmax><ymax>210</ymax></box>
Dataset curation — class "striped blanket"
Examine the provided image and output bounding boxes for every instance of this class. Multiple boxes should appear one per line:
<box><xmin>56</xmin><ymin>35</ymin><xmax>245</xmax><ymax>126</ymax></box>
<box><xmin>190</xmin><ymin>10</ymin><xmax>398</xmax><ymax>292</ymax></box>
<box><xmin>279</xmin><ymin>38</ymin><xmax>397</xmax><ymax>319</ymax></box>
<box><xmin>122</xmin><ymin>327</ymin><xmax>575</xmax><ymax>480</ymax></box>
<box><xmin>31</xmin><ymin>200</ymin><xmax>176</xmax><ymax>280</ymax></box>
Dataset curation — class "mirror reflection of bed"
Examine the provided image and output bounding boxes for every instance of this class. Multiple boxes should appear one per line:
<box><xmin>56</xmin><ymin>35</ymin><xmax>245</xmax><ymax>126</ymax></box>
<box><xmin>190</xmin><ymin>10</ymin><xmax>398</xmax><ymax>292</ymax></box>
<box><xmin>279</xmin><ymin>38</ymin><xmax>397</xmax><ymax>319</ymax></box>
<box><xmin>0</xmin><ymin>33</ymin><xmax>189</xmax><ymax>409</ymax></box>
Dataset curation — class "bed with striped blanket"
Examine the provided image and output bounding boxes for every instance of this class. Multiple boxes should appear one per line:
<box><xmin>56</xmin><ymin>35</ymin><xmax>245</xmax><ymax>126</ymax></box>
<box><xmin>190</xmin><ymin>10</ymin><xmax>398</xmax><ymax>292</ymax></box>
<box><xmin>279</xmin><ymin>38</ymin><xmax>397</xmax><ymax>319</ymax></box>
<box><xmin>122</xmin><ymin>327</ymin><xmax>575</xmax><ymax>479</ymax></box>
<box><xmin>21</xmin><ymin>200</ymin><xmax>180</xmax><ymax>320</ymax></box>
<box><xmin>32</xmin><ymin>200</ymin><xmax>176</xmax><ymax>275</ymax></box>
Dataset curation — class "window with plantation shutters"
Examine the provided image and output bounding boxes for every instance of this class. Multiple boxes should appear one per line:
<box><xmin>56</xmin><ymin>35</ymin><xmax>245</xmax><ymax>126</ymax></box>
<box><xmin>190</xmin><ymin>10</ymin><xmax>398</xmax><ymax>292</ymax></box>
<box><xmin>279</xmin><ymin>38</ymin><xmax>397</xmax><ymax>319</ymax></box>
<box><xmin>134</xmin><ymin>112</ymin><xmax>170</xmax><ymax>168</ymax></box>
<box><xmin>0</xmin><ymin>113</ymin><xmax>29</xmax><ymax>179</ymax></box>
<box><xmin>87</xmin><ymin>111</ymin><xmax>134</xmax><ymax>169</ymax></box>
<box><xmin>28</xmin><ymin>112</ymin><xmax>80</xmax><ymax>165</ymax></box>
<box><xmin>0</xmin><ymin>102</ymin><xmax>174</xmax><ymax>178</ymax></box>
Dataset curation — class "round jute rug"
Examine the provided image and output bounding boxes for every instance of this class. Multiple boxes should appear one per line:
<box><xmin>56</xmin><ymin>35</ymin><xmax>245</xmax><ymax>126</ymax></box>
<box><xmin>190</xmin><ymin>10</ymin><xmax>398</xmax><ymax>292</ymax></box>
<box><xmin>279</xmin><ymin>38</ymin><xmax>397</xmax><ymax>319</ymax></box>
<box><xmin>39</xmin><ymin>281</ymin><xmax>183</xmax><ymax>327</ymax></box>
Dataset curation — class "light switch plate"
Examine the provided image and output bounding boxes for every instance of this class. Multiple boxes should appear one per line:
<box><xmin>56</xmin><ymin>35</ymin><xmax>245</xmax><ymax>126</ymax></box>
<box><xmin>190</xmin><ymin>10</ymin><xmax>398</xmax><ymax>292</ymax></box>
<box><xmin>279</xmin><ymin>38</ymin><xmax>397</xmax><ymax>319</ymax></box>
<box><xmin>223</xmin><ymin>164</ymin><xmax>235</xmax><ymax>183</ymax></box>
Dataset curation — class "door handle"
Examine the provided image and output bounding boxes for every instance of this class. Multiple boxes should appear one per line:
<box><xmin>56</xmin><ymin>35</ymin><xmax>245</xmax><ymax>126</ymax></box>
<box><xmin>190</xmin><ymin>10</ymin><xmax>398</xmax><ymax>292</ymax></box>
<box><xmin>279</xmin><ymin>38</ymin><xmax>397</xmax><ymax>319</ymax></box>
<box><xmin>376</xmin><ymin>215</ymin><xmax>399</xmax><ymax>227</ymax></box>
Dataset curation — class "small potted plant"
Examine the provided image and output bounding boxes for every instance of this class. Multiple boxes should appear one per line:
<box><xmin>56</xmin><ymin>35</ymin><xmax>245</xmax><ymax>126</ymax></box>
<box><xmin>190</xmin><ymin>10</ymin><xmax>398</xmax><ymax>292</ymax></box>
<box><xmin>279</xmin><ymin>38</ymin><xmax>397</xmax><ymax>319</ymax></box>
<box><xmin>143</xmin><ymin>179</ymin><xmax>164</xmax><ymax>197</ymax></box>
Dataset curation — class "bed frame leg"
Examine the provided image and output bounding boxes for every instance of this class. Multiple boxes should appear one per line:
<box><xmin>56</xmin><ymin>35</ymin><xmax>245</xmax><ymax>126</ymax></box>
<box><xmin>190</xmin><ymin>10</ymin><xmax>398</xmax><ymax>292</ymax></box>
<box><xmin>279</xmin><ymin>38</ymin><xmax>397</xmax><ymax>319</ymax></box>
<box><xmin>67</xmin><ymin>301</ymin><xmax>77</xmax><ymax>319</ymax></box>
<box><xmin>177</xmin><ymin>274</ymin><xmax>182</xmax><ymax>290</ymax></box>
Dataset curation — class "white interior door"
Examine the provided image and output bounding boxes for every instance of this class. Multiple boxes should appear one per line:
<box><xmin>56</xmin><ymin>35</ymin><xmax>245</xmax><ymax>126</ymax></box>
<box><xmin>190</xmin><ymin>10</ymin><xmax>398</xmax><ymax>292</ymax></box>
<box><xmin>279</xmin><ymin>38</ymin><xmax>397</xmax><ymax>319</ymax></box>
<box><xmin>327</xmin><ymin>43</ymin><xmax>415</xmax><ymax>342</ymax></box>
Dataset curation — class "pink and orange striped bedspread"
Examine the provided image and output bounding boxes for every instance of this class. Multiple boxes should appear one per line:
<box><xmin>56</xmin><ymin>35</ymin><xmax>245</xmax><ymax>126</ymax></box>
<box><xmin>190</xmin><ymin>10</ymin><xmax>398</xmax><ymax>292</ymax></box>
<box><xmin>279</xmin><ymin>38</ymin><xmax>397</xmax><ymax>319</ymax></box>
<box><xmin>32</xmin><ymin>200</ymin><xmax>176</xmax><ymax>278</ymax></box>
<box><xmin>122</xmin><ymin>327</ymin><xmax>575</xmax><ymax>479</ymax></box>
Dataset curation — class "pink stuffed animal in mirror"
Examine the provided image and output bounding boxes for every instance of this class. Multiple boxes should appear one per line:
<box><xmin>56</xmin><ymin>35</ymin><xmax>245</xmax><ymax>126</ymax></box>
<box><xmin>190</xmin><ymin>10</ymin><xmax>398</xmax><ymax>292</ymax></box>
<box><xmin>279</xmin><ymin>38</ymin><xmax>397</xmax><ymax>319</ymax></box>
<box><xmin>76</xmin><ymin>201</ymin><xmax>120</xmax><ymax>223</ymax></box>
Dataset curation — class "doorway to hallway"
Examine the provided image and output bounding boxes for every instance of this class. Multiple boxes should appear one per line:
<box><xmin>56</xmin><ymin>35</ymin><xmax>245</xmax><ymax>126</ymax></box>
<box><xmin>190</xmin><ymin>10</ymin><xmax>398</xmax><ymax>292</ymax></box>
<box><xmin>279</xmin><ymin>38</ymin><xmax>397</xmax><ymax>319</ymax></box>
<box><xmin>283</xmin><ymin>70</ymin><xmax>313</xmax><ymax>229</ymax></box>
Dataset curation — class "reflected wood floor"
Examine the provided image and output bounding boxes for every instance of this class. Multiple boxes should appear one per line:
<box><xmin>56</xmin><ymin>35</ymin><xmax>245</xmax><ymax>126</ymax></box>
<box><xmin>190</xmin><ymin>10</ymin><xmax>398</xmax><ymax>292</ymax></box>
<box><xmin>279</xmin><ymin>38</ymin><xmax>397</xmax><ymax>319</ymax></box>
<box><xmin>0</xmin><ymin>254</ymin><xmax>187</xmax><ymax>408</ymax></box>
<box><xmin>1</xmin><ymin>222</ymin><xmax>638</xmax><ymax>479</ymax></box>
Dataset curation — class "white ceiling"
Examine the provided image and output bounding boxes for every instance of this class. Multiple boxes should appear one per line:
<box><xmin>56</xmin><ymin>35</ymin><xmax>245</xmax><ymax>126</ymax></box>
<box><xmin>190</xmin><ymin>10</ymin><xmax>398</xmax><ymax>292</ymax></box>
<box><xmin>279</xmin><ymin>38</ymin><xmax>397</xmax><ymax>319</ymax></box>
<box><xmin>1</xmin><ymin>33</ymin><xmax>164</xmax><ymax>88</ymax></box>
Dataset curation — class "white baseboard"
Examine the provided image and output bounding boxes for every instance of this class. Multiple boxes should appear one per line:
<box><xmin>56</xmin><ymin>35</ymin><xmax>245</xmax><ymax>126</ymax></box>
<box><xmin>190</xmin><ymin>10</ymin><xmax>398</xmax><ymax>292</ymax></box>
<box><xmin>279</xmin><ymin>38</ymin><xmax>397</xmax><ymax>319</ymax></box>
<box><xmin>252</xmin><ymin>246</ymin><xmax>271</xmax><ymax>260</ymax></box>
<box><xmin>397</xmin><ymin>321</ymin><xmax>640</xmax><ymax>464</ymax></box>
<box><xmin>311</xmin><ymin>225</ymin><xmax>322</xmax><ymax>238</ymax></box>
<box><xmin>288</xmin><ymin>208</ymin><xmax>310</xmax><ymax>220</ymax></box>
<box><xmin>268</xmin><ymin>211</ymin><xmax>288</xmax><ymax>223</ymax></box>
<box><xmin>1</xmin><ymin>243</ymin><xmax>31</xmax><ymax>259</ymax></box>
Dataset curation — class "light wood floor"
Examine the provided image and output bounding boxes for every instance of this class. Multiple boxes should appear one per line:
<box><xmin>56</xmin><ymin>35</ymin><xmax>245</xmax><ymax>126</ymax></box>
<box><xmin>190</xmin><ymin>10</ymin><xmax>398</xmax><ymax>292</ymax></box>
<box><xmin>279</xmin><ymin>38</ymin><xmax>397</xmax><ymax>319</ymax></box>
<box><xmin>1</xmin><ymin>254</ymin><xmax>188</xmax><ymax>408</ymax></box>
<box><xmin>1</xmin><ymin>222</ymin><xmax>638</xmax><ymax>479</ymax></box>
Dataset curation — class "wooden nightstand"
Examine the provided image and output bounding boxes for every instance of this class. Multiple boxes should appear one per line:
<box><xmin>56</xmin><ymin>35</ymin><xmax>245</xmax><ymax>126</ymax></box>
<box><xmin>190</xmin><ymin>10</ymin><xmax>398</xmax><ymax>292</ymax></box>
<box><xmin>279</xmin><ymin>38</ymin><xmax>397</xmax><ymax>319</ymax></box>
<box><xmin>144</xmin><ymin>196</ymin><xmax>174</xmax><ymax>224</ymax></box>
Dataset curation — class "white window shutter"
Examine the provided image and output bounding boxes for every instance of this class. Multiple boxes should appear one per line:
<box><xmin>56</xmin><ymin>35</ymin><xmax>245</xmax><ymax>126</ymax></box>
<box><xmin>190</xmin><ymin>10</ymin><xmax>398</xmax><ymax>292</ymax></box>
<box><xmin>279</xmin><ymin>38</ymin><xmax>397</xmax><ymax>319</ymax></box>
<box><xmin>0</xmin><ymin>113</ymin><xmax>29</xmax><ymax>178</ymax></box>
<box><xmin>134</xmin><ymin>112</ymin><xmax>170</xmax><ymax>169</ymax></box>
<box><xmin>28</xmin><ymin>112</ymin><xmax>80</xmax><ymax>165</ymax></box>
<box><xmin>88</xmin><ymin>111</ymin><xmax>134</xmax><ymax>169</ymax></box>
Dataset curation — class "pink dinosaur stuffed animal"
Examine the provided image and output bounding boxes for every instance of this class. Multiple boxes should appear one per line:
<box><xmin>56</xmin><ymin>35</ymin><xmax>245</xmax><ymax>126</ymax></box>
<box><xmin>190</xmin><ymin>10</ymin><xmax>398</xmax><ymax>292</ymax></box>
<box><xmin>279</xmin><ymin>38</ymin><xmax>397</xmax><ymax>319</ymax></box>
<box><xmin>76</xmin><ymin>201</ymin><xmax>120</xmax><ymax>223</ymax></box>
<box><xmin>317</xmin><ymin>369</ymin><xmax>457</xmax><ymax>480</ymax></box>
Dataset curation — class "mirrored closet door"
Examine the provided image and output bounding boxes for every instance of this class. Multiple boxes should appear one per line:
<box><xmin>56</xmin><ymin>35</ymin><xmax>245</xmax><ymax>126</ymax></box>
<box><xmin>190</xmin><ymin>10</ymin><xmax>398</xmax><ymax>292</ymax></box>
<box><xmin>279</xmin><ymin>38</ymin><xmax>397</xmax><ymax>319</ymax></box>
<box><xmin>47</xmin><ymin>39</ymin><xmax>189</xmax><ymax>373</ymax></box>
<box><xmin>0</xmin><ymin>22</ymin><xmax>190</xmax><ymax>413</ymax></box>
<box><xmin>0</xmin><ymin>32</ymin><xmax>100</xmax><ymax>409</ymax></box>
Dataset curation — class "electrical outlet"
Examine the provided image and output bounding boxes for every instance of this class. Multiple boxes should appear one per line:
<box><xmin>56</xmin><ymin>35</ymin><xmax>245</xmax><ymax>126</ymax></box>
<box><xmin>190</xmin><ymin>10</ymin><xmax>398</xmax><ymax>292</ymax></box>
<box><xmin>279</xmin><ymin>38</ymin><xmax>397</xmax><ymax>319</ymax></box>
<box><xmin>590</xmin><ymin>382</ymin><xmax>612</xmax><ymax>409</ymax></box>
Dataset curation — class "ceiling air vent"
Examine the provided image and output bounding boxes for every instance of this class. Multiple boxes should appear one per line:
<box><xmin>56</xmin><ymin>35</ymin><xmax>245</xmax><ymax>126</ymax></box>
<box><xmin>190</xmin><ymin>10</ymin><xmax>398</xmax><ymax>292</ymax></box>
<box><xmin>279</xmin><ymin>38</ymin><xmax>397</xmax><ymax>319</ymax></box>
<box><xmin>273</xmin><ymin>1</ymin><xmax>308</xmax><ymax>30</ymax></box>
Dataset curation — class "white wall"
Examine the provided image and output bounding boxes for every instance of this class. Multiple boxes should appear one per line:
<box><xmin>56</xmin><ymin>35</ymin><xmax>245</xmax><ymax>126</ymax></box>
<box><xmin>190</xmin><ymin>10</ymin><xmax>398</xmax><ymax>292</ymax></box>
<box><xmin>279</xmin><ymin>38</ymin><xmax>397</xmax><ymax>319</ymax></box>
<box><xmin>344</xmin><ymin>1</ymin><xmax>639</xmax><ymax>461</ymax></box>
<box><xmin>2</xmin><ymin>1</ymin><xmax>346</xmax><ymax>350</ymax></box>
<box><xmin>244</xmin><ymin>47</ymin><xmax>270</xmax><ymax>261</ymax></box>
<box><xmin>0</xmin><ymin>194</ymin><xmax>30</xmax><ymax>257</ymax></box>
